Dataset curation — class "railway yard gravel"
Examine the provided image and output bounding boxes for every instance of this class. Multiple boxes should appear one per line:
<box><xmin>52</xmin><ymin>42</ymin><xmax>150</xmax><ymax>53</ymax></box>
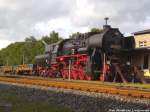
<box><xmin>0</xmin><ymin>81</ymin><xmax>149</xmax><ymax>112</ymax></box>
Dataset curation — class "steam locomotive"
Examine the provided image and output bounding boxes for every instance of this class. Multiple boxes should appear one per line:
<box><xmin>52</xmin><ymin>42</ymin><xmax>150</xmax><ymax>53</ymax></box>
<box><xmin>0</xmin><ymin>22</ymin><xmax>146</xmax><ymax>83</ymax></box>
<box><xmin>34</xmin><ymin>24</ymin><xmax>134</xmax><ymax>82</ymax></box>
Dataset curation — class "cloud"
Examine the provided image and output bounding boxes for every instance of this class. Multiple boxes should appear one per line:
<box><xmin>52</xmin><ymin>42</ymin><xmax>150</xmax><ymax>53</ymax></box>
<box><xmin>33</xmin><ymin>17</ymin><xmax>89</xmax><ymax>38</ymax></box>
<box><xmin>0</xmin><ymin>0</ymin><xmax>150</xmax><ymax>49</ymax></box>
<box><xmin>0</xmin><ymin>0</ymin><xmax>74</xmax><ymax>41</ymax></box>
<box><xmin>93</xmin><ymin>0</ymin><xmax>150</xmax><ymax>32</ymax></box>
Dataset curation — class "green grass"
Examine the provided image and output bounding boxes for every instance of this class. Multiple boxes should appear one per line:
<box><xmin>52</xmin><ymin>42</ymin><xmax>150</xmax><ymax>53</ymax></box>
<box><xmin>0</xmin><ymin>90</ymin><xmax>72</xmax><ymax>112</ymax></box>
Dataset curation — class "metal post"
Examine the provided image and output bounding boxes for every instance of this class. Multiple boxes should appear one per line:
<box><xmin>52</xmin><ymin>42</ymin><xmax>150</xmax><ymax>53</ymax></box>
<box><xmin>23</xmin><ymin>53</ymin><xmax>24</xmax><ymax>65</ymax></box>
<box><xmin>104</xmin><ymin>17</ymin><xmax>109</xmax><ymax>25</ymax></box>
<box><xmin>102</xmin><ymin>53</ymin><xmax>106</xmax><ymax>81</ymax></box>
<box><xmin>68</xmin><ymin>60</ymin><xmax>71</xmax><ymax>81</ymax></box>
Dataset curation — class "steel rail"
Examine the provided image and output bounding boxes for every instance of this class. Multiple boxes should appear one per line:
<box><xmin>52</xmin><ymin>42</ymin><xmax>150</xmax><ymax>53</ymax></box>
<box><xmin>0</xmin><ymin>76</ymin><xmax>149</xmax><ymax>98</ymax></box>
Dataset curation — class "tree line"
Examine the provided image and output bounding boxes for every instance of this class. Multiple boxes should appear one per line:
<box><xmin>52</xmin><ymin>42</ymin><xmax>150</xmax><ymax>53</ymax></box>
<box><xmin>0</xmin><ymin>28</ymin><xmax>102</xmax><ymax>66</ymax></box>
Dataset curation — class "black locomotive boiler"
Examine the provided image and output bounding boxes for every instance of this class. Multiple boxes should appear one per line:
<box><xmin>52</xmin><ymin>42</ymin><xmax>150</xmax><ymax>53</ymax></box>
<box><xmin>34</xmin><ymin>24</ymin><xmax>135</xmax><ymax>82</ymax></box>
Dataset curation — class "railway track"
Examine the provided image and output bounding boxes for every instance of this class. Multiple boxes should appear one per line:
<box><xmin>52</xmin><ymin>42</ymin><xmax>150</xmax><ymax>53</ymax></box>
<box><xmin>0</xmin><ymin>76</ymin><xmax>150</xmax><ymax>98</ymax></box>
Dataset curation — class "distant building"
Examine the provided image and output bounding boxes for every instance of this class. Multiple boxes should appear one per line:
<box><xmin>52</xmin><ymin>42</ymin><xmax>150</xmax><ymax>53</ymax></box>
<box><xmin>134</xmin><ymin>29</ymin><xmax>150</xmax><ymax>48</ymax></box>
<box><xmin>131</xmin><ymin>29</ymin><xmax>150</xmax><ymax>77</ymax></box>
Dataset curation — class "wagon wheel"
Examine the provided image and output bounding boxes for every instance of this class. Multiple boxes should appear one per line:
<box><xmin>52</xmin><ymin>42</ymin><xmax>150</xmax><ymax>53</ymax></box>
<box><xmin>78</xmin><ymin>65</ymin><xmax>84</xmax><ymax>80</ymax></box>
<box><xmin>50</xmin><ymin>68</ymin><xmax>59</xmax><ymax>78</ymax></box>
<box><xmin>56</xmin><ymin>71</ymin><xmax>61</xmax><ymax>78</ymax></box>
<box><xmin>47</xmin><ymin>69</ymin><xmax>53</xmax><ymax>77</ymax></box>
<box><xmin>85</xmin><ymin>73</ymin><xmax>91</xmax><ymax>80</ymax></box>
<box><xmin>40</xmin><ymin>70</ymin><xmax>45</xmax><ymax>77</ymax></box>
<box><xmin>71</xmin><ymin>67</ymin><xmax>78</xmax><ymax>80</ymax></box>
<box><xmin>43</xmin><ymin>70</ymin><xmax>47</xmax><ymax>77</ymax></box>
<box><xmin>50</xmin><ymin>69</ymin><xmax>57</xmax><ymax>78</ymax></box>
<box><xmin>61</xmin><ymin>68</ymin><xmax>69</xmax><ymax>79</ymax></box>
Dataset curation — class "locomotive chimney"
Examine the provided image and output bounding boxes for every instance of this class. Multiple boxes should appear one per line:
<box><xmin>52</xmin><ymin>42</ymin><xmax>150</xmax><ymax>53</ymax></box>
<box><xmin>103</xmin><ymin>17</ymin><xmax>111</xmax><ymax>30</ymax></box>
<box><xmin>104</xmin><ymin>17</ymin><xmax>109</xmax><ymax>25</ymax></box>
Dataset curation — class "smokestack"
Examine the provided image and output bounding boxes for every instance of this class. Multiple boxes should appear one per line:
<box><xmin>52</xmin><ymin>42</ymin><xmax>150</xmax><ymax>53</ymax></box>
<box><xmin>103</xmin><ymin>17</ymin><xmax>111</xmax><ymax>30</ymax></box>
<box><xmin>104</xmin><ymin>17</ymin><xmax>109</xmax><ymax>25</ymax></box>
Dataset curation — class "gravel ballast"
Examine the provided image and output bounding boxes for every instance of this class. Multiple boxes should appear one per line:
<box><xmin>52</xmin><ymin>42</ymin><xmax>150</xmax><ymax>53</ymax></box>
<box><xmin>0</xmin><ymin>81</ymin><xmax>149</xmax><ymax>112</ymax></box>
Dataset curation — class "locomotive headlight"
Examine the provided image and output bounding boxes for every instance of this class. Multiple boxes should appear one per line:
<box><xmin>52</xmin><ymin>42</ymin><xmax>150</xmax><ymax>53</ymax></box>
<box><xmin>106</xmin><ymin>60</ymin><xmax>111</xmax><ymax>65</ymax></box>
<box><xmin>60</xmin><ymin>57</ymin><xmax>64</xmax><ymax>61</ymax></box>
<box><xmin>126</xmin><ymin>61</ymin><xmax>130</xmax><ymax>65</ymax></box>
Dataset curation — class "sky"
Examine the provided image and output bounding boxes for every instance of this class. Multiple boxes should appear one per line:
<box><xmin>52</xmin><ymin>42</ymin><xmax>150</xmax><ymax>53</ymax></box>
<box><xmin>0</xmin><ymin>0</ymin><xmax>150</xmax><ymax>49</ymax></box>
